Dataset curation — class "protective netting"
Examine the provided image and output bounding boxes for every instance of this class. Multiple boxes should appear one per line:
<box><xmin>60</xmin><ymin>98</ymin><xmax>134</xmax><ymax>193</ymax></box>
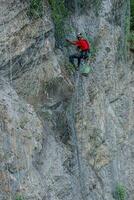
<box><xmin>1</xmin><ymin>1</ymin><xmax>47</xmax><ymax>199</ymax></box>
<box><xmin>65</xmin><ymin>72</ymin><xmax>87</xmax><ymax>200</ymax></box>
<box><xmin>1</xmin><ymin>0</ymin><xmax>132</xmax><ymax>199</ymax></box>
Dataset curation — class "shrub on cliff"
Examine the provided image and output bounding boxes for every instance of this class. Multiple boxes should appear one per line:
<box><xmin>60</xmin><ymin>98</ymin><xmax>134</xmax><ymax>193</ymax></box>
<box><xmin>28</xmin><ymin>0</ymin><xmax>43</xmax><ymax>18</ymax></box>
<box><xmin>130</xmin><ymin>0</ymin><xmax>134</xmax><ymax>30</ymax></box>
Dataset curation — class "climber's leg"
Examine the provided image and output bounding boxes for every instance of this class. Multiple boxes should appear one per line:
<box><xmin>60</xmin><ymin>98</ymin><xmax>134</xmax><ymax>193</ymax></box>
<box><xmin>69</xmin><ymin>53</ymin><xmax>81</xmax><ymax>69</ymax></box>
<box><xmin>77</xmin><ymin>51</ymin><xmax>85</xmax><ymax>68</ymax></box>
<box><xmin>78</xmin><ymin>50</ymin><xmax>90</xmax><ymax>67</ymax></box>
<box><xmin>77</xmin><ymin>57</ymin><xmax>81</xmax><ymax>68</ymax></box>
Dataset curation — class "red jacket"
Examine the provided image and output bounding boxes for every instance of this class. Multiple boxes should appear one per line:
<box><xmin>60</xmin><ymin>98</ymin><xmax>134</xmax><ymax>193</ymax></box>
<box><xmin>73</xmin><ymin>39</ymin><xmax>90</xmax><ymax>51</ymax></box>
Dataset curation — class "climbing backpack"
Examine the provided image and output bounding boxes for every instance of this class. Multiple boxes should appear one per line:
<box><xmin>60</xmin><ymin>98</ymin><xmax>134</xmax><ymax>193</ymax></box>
<box><xmin>80</xmin><ymin>60</ymin><xmax>91</xmax><ymax>76</ymax></box>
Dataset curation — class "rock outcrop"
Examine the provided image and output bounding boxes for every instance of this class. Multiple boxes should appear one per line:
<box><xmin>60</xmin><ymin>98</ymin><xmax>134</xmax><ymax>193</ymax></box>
<box><xmin>0</xmin><ymin>0</ymin><xmax>134</xmax><ymax>200</ymax></box>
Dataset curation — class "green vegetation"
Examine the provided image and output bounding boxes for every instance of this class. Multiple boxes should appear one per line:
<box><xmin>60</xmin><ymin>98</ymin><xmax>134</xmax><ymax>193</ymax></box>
<box><xmin>20</xmin><ymin>116</ymin><xmax>29</xmax><ymax>129</ymax></box>
<box><xmin>129</xmin><ymin>0</ymin><xmax>134</xmax><ymax>50</ymax></box>
<box><xmin>48</xmin><ymin>0</ymin><xmax>68</xmax><ymax>46</ymax></box>
<box><xmin>44</xmin><ymin>77</ymin><xmax>61</xmax><ymax>91</ymax></box>
<box><xmin>75</xmin><ymin>0</ymin><xmax>101</xmax><ymax>16</ymax></box>
<box><xmin>128</xmin><ymin>31</ymin><xmax>134</xmax><ymax>50</ymax></box>
<box><xmin>66</xmin><ymin>63</ymin><xmax>75</xmax><ymax>74</ymax></box>
<box><xmin>42</xmin><ymin>110</ymin><xmax>52</xmax><ymax>120</ymax></box>
<box><xmin>28</xmin><ymin>0</ymin><xmax>43</xmax><ymax>18</ymax></box>
<box><xmin>115</xmin><ymin>183</ymin><xmax>126</xmax><ymax>200</ymax></box>
<box><xmin>91</xmin><ymin>0</ymin><xmax>102</xmax><ymax>16</ymax></box>
<box><xmin>130</xmin><ymin>0</ymin><xmax>134</xmax><ymax>30</ymax></box>
<box><xmin>126</xmin><ymin>0</ymin><xmax>134</xmax><ymax>50</ymax></box>
<box><xmin>15</xmin><ymin>195</ymin><xmax>25</xmax><ymax>200</ymax></box>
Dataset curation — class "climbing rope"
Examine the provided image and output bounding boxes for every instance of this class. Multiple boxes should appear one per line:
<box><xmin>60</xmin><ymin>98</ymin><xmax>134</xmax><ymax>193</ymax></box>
<box><xmin>65</xmin><ymin>69</ymin><xmax>88</xmax><ymax>200</ymax></box>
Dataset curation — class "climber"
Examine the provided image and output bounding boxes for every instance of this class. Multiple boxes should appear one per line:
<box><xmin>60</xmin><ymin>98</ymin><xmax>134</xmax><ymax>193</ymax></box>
<box><xmin>66</xmin><ymin>33</ymin><xmax>90</xmax><ymax>69</ymax></box>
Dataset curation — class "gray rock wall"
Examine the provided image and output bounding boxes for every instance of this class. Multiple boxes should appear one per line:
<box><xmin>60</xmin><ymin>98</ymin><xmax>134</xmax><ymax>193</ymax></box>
<box><xmin>0</xmin><ymin>0</ymin><xmax>134</xmax><ymax>200</ymax></box>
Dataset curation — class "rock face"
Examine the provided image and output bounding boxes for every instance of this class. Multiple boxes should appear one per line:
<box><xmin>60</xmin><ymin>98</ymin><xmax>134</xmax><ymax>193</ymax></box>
<box><xmin>0</xmin><ymin>0</ymin><xmax>134</xmax><ymax>200</ymax></box>
<box><xmin>0</xmin><ymin>79</ymin><xmax>43</xmax><ymax>200</ymax></box>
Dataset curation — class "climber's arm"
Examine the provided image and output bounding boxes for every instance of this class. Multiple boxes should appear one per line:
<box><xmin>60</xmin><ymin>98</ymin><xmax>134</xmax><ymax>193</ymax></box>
<box><xmin>66</xmin><ymin>39</ymin><xmax>78</xmax><ymax>45</ymax></box>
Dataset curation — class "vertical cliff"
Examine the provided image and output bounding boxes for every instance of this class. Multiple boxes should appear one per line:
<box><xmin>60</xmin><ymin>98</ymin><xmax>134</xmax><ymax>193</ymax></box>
<box><xmin>0</xmin><ymin>0</ymin><xmax>134</xmax><ymax>200</ymax></box>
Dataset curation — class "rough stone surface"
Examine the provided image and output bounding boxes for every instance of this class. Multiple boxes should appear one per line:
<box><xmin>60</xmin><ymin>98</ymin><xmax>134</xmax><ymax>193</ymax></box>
<box><xmin>0</xmin><ymin>0</ymin><xmax>134</xmax><ymax>200</ymax></box>
<box><xmin>0</xmin><ymin>79</ymin><xmax>43</xmax><ymax>200</ymax></box>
